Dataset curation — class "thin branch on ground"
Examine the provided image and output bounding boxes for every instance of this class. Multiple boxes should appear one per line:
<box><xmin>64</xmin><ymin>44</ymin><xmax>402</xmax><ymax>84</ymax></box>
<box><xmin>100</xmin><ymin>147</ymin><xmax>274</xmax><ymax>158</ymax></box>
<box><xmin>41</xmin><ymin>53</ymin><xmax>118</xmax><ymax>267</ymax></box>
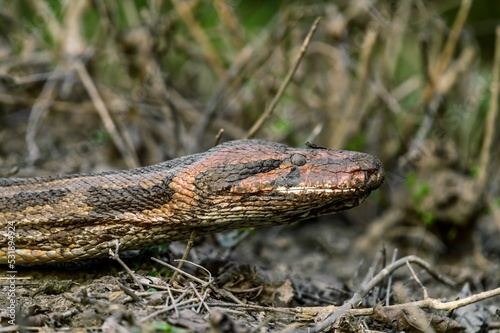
<box><xmin>117</xmin><ymin>282</ymin><xmax>144</xmax><ymax>303</ymax></box>
<box><xmin>385</xmin><ymin>248</ymin><xmax>398</xmax><ymax>306</ymax></box>
<box><xmin>108</xmin><ymin>240</ymin><xmax>145</xmax><ymax>292</ymax></box>
<box><xmin>307</xmin><ymin>255</ymin><xmax>455</xmax><ymax>332</ymax></box>
<box><xmin>151</xmin><ymin>257</ymin><xmax>211</xmax><ymax>287</ymax></box>
<box><xmin>165</xmin><ymin>283</ymin><xmax>180</xmax><ymax>318</ymax></box>
<box><xmin>171</xmin><ymin>230</ymin><xmax>198</xmax><ymax>283</ymax></box>
<box><xmin>382</xmin><ymin>287</ymin><xmax>500</xmax><ymax>312</ymax></box>
<box><xmin>406</xmin><ymin>261</ymin><xmax>429</xmax><ymax>300</ymax></box>
<box><xmin>206</xmin><ymin>270</ymin><xmax>500</xmax><ymax>331</ymax></box>
<box><xmin>189</xmin><ymin>281</ymin><xmax>211</xmax><ymax>314</ymax></box>
<box><xmin>209</xmin><ymin>285</ymin><xmax>500</xmax><ymax>319</ymax></box>
<box><xmin>133</xmin><ymin>274</ymin><xmax>212</xmax><ymax>323</ymax></box>
<box><xmin>138</xmin><ymin>298</ymin><xmax>200</xmax><ymax>323</ymax></box>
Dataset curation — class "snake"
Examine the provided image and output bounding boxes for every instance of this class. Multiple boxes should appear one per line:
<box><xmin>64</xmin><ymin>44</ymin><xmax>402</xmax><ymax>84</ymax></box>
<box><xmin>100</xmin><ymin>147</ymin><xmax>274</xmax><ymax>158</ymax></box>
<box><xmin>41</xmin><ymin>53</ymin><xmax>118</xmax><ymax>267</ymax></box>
<box><xmin>0</xmin><ymin>140</ymin><xmax>384</xmax><ymax>264</ymax></box>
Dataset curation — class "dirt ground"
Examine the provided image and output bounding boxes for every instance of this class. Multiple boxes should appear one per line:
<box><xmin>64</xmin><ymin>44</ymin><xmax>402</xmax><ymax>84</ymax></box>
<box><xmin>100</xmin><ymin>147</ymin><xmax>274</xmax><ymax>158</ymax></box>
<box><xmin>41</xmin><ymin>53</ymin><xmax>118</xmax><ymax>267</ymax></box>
<box><xmin>1</xmin><ymin>1</ymin><xmax>500</xmax><ymax>332</ymax></box>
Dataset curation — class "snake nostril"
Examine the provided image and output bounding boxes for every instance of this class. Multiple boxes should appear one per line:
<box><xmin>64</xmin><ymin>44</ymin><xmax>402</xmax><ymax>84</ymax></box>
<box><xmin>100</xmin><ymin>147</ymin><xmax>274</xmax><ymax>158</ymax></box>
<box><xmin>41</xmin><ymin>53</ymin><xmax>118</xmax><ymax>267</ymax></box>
<box><xmin>291</xmin><ymin>154</ymin><xmax>307</xmax><ymax>166</ymax></box>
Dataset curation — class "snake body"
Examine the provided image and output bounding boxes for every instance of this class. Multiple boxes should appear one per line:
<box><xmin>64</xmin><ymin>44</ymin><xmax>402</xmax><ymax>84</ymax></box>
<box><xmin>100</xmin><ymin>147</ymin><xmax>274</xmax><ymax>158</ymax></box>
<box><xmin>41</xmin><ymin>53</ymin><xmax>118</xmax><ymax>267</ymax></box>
<box><xmin>0</xmin><ymin>140</ymin><xmax>384</xmax><ymax>264</ymax></box>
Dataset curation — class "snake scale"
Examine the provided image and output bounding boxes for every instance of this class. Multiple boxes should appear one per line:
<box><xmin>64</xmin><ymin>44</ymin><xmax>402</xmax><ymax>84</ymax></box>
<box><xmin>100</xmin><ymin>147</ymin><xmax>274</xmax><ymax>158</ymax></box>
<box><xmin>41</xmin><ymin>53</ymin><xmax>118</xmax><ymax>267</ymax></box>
<box><xmin>0</xmin><ymin>140</ymin><xmax>384</xmax><ymax>264</ymax></box>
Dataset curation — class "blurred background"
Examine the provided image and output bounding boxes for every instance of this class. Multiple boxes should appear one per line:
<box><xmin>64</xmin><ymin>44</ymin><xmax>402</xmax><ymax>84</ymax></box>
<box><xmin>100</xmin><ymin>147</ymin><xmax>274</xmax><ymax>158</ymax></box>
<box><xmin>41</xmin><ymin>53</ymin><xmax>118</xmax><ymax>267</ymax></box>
<box><xmin>0</xmin><ymin>0</ymin><xmax>499</xmax><ymax>299</ymax></box>
<box><xmin>2</xmin><ymin>0</ymin><xmax>500</xmax><ymax>330</ymax></box>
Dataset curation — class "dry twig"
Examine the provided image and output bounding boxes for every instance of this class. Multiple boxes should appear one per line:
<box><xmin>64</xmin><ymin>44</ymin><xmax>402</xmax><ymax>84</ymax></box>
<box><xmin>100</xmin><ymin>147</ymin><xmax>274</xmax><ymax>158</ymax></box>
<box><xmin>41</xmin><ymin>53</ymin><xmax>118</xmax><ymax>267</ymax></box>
<box><xmin>170</xmin><ymin>230</ymin><xmax>198</xmax><ymax>283</ymax></box>
<box><xmin>74</xmin><ymin>60</ymin><xmax>139</xmax><ymax>168</ymax></box>
<box><xmin>477</xmin><ymin>26</ymin><xmax>500</xmax><ymax>192</ymax></box>
<box><xmin>151</xmin><ymin>257</ymin><xmax>211</xmax><ymax>287</ymax></box>
<box><xmin>403</xmin><ymin>0</ymin><xmax>472</xmax><ymax>166</ymax></box>
<box><xmin>245</xmin><ymin>17</ymin><xmax>321</xmax><ymax>139</ymax></box>
<box><xmin>108</xmin><ymin>240</ymin><xmax>145</xmax><ymax>292</ymax></box>
<box><xmin>171</xmin><ymin>0</ymin><xmax>225</xmax><ymax>77</ymax></box>
<box><xmin>308</xmin><ymin>255</ymin><xmax>455</xmax><ymax>332</ymax></box>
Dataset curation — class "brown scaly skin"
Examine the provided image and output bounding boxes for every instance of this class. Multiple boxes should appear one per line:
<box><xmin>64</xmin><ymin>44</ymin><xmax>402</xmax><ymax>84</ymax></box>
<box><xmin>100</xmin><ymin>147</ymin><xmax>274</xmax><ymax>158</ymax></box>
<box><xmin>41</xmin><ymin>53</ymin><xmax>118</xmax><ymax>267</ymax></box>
<box><xmin>0</xmin><ymin>140</ymin><xmax>384</xmax><ymax>264</ymax></box>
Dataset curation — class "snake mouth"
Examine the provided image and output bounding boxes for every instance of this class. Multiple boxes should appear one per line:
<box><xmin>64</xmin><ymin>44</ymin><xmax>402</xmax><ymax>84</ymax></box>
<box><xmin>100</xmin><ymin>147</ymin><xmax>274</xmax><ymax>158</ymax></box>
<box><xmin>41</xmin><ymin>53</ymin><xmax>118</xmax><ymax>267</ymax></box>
<box><xmin>273</xmin><ymin>186</ymin><xmax>363</xmax><ymax>194</ymax></box>
<box><xmin>271</xmin><ymin>186</ymin><xmax>373</xmax><ymax>215</ymax></box>
<box><xmin>272</xmin><ymin>165</ymin><xmax>384</xmax><ymax>196</ymax></box>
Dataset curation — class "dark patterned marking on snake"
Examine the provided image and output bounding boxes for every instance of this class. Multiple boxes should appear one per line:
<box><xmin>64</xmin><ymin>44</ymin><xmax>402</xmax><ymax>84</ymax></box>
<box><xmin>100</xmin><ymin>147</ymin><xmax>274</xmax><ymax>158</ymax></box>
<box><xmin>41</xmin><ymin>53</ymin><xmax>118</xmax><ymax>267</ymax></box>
<box><xmin>195</xmin><ymin>159</ymin><xmax>282</xmax><ymax>193</ymax></box>
<box><xmin>86</xmin><ymin>179</ymin><xmax>175</xmax><ymax>215</ymax></box>
<box><xmin>0</xmin><ymin>188</ymin><xmax>71</xmax><ymax>212</ymax></box>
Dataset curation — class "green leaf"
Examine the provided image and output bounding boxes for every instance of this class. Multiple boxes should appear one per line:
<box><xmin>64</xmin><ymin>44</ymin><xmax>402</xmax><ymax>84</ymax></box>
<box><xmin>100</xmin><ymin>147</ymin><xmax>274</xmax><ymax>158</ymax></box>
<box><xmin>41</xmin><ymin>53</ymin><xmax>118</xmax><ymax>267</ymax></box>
<box><xmin>345</xmin><ymin>132</ymin><xmax>367</xmax><ymax>152</ymax></box>
<box><xmin>152</xmin><ymin>322</ymin><xmax>185</xmax><ymax>332</ymax></box>
<box><xmin>405</xmin><ymin>171</ymin><xmax>417</xmax><ymax>189</ymax></box>
<box><xmin>421</xmin><ymin>211</ymin><xmax>435</xmax><ymax>226</ymax></box>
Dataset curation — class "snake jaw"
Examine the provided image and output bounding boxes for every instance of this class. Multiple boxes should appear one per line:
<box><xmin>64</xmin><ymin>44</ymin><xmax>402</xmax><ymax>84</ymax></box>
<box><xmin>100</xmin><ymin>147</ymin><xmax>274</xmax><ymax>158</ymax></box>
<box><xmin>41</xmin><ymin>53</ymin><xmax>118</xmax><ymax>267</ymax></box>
<box><xmin>274</xmin><ymin>187</ymin><xmax>362</xmax><ymax>194</ymax></box>
<box><xmin>271</xmin><ymin>186</ymin><xmax>373</xmax><ymax>215</ymax></box>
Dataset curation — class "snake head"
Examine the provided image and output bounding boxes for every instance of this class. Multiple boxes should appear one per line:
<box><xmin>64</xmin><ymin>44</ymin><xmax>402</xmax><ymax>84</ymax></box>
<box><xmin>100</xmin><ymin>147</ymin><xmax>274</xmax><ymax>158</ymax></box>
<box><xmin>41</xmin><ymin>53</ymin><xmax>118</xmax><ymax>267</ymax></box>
<box><xmin>192</xmin><ymin>140</ymin><xmax>384</xmax><ymax>218</ymax></box>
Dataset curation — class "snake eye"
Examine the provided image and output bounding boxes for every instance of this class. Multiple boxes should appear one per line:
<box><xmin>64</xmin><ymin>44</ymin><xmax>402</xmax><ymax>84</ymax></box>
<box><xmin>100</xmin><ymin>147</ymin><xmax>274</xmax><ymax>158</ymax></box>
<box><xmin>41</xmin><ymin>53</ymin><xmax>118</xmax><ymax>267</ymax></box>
<box><xmin>291</xmin><ymin>154</ymin><xmax>307</xmax><ymax>166</ymax></box>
